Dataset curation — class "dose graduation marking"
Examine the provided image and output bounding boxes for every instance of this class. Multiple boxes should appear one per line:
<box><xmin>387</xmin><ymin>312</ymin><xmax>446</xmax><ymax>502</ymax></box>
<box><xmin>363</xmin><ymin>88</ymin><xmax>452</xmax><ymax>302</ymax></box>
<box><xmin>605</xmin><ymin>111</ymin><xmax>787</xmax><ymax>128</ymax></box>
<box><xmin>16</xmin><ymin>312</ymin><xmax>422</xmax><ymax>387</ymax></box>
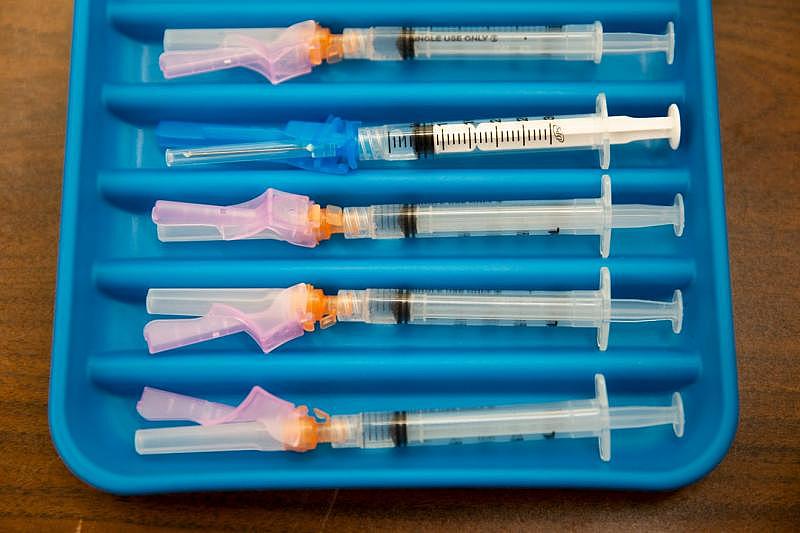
<box><xmin>432</xmin><ymin>117</ymin><xmax>562</xmax><ymax>154</ymax></box>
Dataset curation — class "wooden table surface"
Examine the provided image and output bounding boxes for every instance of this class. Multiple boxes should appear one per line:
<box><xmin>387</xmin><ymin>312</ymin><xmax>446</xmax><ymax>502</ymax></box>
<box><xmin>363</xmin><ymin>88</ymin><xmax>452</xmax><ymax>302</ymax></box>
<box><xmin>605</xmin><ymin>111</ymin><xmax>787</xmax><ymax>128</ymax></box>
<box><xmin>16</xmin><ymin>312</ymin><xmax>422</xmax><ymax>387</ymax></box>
<box><xmin>1</xmin><ymin>1</ymin><xmax>798</xmax><ymax>530</ymax></box>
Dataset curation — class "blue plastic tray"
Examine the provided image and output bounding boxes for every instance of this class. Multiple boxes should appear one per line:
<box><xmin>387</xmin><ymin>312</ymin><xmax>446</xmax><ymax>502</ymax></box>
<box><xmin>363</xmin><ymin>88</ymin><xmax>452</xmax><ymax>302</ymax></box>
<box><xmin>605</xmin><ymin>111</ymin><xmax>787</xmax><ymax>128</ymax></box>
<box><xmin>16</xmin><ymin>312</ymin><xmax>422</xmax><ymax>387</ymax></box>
<box><xmin>51</xmin><ymin>0</ymin><xmax>737</xmax><ymax>493</ymax></box>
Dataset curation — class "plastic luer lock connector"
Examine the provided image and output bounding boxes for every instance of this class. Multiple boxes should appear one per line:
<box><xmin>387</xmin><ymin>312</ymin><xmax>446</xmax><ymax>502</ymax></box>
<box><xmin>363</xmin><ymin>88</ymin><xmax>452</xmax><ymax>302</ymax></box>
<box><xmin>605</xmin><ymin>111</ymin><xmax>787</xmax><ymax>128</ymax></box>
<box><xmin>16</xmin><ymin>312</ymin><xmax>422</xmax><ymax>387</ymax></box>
<box><xmin>157</xmin><ymin>94</ymin><xmax>680</xmax><ymax>172</ymax></box>
<box><xmin>142</xmin><ymin>267</ymin><xmax>683</xmax><ymax>354</ymax></box>
<box><xmin>134</xmin><ymin>374</ymin><xmax>684</xmax><ymax>462</ymax></box>
<box><xmin>159</xmin><ymin>21</ymin><xmax>675</xmax><ymax>84</ymax></box>
<box><xmin>151</xmin><ymin>175</ymin><xmax>684</xmax><ymax>257</ymax></box>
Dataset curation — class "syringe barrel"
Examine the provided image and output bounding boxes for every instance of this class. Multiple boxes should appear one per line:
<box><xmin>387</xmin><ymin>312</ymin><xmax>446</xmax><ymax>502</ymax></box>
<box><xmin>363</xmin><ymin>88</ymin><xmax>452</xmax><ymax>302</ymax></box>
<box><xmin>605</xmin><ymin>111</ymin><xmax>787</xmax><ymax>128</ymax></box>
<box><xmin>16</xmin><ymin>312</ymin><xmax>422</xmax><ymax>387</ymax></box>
<box><xmin>357</xmin><ymin>94</ymin><xmax>678</xmax><ymax>168</ymax></box>
<box><xmin>341</xmin><ymin>199</ymin><xmax>607</xmax><ymax>239</ymax></box>
<box><xmin>335</xmin><ymin>288</ymin><xmax>606</xmax><ymax>328</ymax></box>
<box><xmin>344</xmin><ymin>24</ymin><xmax>603</xmax><ymax>62</ymax></box>
<box><xmin>356</xmin><ymin>114</ymin><xmax>601</xmax><ymax>162</ymax></box>
<box><xmin>357</xmin><ymin>123</ymin><xmax>421</xmax><ymax>161</ymax></box>
<box><xmin>330</xmin><ymin>398</ymin><xmax>608</xmax><ymax>449</ymax></box>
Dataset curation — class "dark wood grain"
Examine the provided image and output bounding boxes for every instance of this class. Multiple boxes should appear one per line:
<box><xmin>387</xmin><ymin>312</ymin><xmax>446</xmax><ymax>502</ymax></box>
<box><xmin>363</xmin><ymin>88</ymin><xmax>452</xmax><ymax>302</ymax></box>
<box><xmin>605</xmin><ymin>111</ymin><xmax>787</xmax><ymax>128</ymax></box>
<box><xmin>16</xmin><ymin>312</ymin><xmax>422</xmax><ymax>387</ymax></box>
<box><xmin>1</xmin><ymin>1</ymin><xmax>798</xmax><ymax>531</ymax></box>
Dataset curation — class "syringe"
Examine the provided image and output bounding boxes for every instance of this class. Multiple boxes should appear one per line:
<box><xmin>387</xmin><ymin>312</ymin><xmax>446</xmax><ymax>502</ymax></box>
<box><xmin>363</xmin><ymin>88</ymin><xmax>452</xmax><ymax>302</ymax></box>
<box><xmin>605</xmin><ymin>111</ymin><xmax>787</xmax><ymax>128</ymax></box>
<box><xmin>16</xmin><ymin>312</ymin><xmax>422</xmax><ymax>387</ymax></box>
<box><xmin>158</xmin><ymin>94</ymin><xmax>680</xmax><ymax>172</ymax></box>
<box><xmin>151</xmin><ymin>176</ymin><xmax>684</xmax><ymax>257</ymax></box>
<box><xmin>134</xmin><ymin>374</ymin><xmax>684</xmax><ymax>462</ymax></box>
<box><xmin>143</xmin><ymin>267</ymin><xmax>682</xmax><ymax>353</ymax></box>
<box><xmin>159</xmin><ymin>20</ymin><xmax>675</xmax><ymax>84</ymax></box>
